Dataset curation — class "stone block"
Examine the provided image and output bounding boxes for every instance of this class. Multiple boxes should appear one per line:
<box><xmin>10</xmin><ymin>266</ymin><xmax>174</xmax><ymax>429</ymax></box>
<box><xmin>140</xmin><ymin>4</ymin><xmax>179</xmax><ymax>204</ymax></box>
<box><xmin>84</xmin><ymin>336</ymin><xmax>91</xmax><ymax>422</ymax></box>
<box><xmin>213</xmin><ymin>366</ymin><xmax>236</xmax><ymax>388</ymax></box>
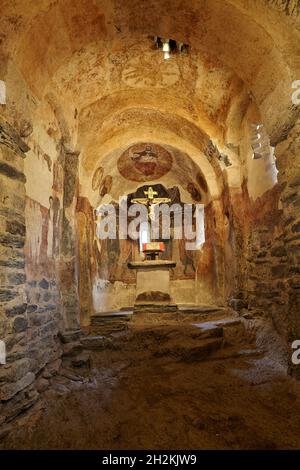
<box><xmin>271</xmin><ymin>246</ymin><xmax>287</xmax><ymax>257</ymax></box>
<box><xmin>7</xmin><ymin>272</ymin><xmax>26</xmax><ymax>285</ymax></box>
<box><xmin>62</xmin><ymin>341</ymin><xmax>83</xmax><ymax>357</ymax></box>
<box><xmin>292</xmin><ymin>222</ymin><xmax>300</xmax><ymax>233</ymax></box>
<box><xmin>0</xmin><ymin>258</ymin><xmax>25</xmax><ymax>269</ymax></box>
<box><xmin>35</xmin><ymin>377</ymin><xmax>49</xmax><ymax>393</ymax></box>
<box><xmin>0</xmin><ymin>233</ymin><xmax>25</xmax><ymax>249</ymax></box>
<box><xmin>5</xmin><ymin>303</ymin><xmax>27</xmax><ymax>317</ymax></box>
<box><xmin>43</xmin><ymin>292</ymin><xmax>52</xmax><ymax>302</ymax></box>
<box><xmin>39</xmin><ymin>320</ymin><xmax>58</xmax><ymax>336</ymax></box>
<box><xmin>71</xmin><ymin>352</ymin><xmax>91</xmax><ymax>368</ymax></box>
<box><xmin>0</xmin><ymin>372</ymin><xmax>35</xmax><ymax>401</ymax></box>
<box><xmin>1</xmin><ymin>386</ymin><xmax>38</xmax><ymax>423</ymax></box>
<box><xmin>271</xmin><ymin>264</ymin><xmax>287</xmax><ymax>278</ymax></box>
<box><xmin>26</xmin><ymin>304</ymin><xmax>38</xmax><ymax>313</ymax></box>
<box><xmin>0</xmin><ymin>289</ymin><xmax>18</xmax><ymax>302</ymax></box>
<box><xmin>229</xmin><ymin>298</ymin><xmax>248</xmax><ymax>311</ymax></box>
<box><xmin>0</xmin><ymin>425</ymin><xmax>12</xmax><ymax>442</ymax></box>
<box><xmin>44</xmin><ymin>358</ymin><xmax>62</xmax><ymax>377</ymax></box>
<box><xmin>59</xmin><ymin>329</ymin><xmax>82</xmax><ymax>343</ymax></box>
<box><xmin>39</xmin><ymin>278</ymin><xmax>49</xmax><ymax>289</ymax></box>
<box><xmin>81</xmin><ymin>336</ymin><xmax>114</xmax><ymax>351</ymax></box>
<box><xmin>6</xmin><ymin>220</ymin><xmax>25</xmax><ymax>236</ymax></box>
<box><xmin>13</xmin><ymin>316</ymin><xmax>28</xmax><ymax>333</ymax></box>
<box><xmin>0</xmin><ymin>358</ymin><xmax>30</xmax><ymax>383</ymax></box>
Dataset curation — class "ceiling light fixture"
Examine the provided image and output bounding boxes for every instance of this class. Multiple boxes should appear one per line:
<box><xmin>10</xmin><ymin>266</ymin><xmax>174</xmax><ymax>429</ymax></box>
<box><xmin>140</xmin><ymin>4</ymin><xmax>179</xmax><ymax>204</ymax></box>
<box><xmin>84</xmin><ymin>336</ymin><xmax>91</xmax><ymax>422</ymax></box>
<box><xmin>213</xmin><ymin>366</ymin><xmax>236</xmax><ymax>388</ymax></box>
<box><xmin>162</xmin><ymin>40</ymin><xmax>170</xmax><ymax>52</ymax></box>
<box><xmin>153</xmin><ymin>36</ymin><xmax>189</xmax><ymax>60</ymax></box>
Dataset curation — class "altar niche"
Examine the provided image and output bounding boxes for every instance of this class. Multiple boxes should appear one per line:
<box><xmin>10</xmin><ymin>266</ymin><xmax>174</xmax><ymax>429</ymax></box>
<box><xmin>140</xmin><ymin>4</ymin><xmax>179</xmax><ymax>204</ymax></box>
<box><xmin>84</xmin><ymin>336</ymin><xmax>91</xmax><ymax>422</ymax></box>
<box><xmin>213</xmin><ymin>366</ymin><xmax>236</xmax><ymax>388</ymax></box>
<box><xmin>88</xmin><ymin>182</ymin><xmax>220</xmax><ymax>314</ymax></box>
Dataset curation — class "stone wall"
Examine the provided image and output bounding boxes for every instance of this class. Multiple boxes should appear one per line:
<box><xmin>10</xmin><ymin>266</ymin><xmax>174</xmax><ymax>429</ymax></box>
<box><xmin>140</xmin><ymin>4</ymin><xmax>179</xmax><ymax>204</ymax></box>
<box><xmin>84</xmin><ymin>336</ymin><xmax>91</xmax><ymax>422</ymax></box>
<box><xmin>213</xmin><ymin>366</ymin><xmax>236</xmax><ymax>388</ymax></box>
<box><xmin>23</xmin><ymin>196</ymin><xmax>62</xmax><ymax>378</ymax></box>
<box><xmin>58</xmin><ymin>147</ymin><xmax>81</xmax><ymax>333</ymax></box>
<box><xmin>224</xmin><ymin>119</ymin><xmax>300</xmax><ymax>375</ymax></box>
<box><xmin>276</xmin><ymin>120</ymin><xmax>300</xmax><ymax>376</ymax></box>
<box><xmin>226</xmin><ymin>180</ymin><xmax>287</xmax><ymax>339</ymax></box>
<box><xmin>0</xmin><ymin>118</ymin><xmax>40</xmax><ymax>421</ymax></box>
<box><xmin>0</xmin><ymin>117</ymin><xmax>80</xmax><ymax>425</ymax></box>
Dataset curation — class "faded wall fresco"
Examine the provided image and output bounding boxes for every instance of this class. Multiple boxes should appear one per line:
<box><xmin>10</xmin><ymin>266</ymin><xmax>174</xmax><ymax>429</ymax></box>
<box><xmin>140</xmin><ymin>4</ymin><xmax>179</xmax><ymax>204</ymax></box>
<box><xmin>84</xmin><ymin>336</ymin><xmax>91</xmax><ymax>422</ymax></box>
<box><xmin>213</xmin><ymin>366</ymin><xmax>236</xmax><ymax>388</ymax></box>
<box><xmin>83</xmin><ymin>143</ymin><xmax>210</xmax><ymax>210</ymax></box>
<box><xmin>117</xmin><ymin>143</ymin><xmax>173</xmax><ymax>181</ymax></box>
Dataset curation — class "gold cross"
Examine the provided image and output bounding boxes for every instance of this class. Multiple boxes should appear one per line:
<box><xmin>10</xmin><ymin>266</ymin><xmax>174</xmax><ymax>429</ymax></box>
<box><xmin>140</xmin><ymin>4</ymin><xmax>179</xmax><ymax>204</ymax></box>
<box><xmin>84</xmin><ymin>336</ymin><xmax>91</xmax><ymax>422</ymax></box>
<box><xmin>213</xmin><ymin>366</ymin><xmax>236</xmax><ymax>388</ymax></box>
<box><xmin>131</xmin><ymin>186</ymin><xmax>171</xmax><ymax>205</ymax></box>
<box><xmin>144</xmin><ymin>187</ymin><xmax>158</xmax><ymax>200</ymax></box>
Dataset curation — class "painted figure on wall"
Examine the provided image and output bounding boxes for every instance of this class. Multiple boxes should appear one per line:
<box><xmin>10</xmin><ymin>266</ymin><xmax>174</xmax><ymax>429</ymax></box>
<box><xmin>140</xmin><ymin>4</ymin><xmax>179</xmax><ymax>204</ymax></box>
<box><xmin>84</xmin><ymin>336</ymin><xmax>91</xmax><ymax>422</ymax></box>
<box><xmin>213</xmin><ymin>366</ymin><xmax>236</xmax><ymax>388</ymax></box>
<box><xmin>52</xmin><ymin>160</ymin><xmax>64</xmax><ymax>193</ymax></box>
<box><xmin>196</xmin><ymin>171</ymin><xmax>208</xmax><ymax>193</ymax></box>
<box><xmin>119</xmin><ymin>237</ymin><xmax>135</xmax><ymax>281</ymax></box>
<box><xmin>99</xmin><ymin>175</ymin><xmax>113</xmax><ymax>198</ymax></box>
<box><xmin>47</xmin><ymin>196</ymin><xmax>54</xmax><ymax>258</ymax></box>
<box><xmin>47</xmin><ymin>194</ymin><xmax>60</xmax><ymax>258</ymax></box>
<box><xmin>178</xmin><ymin>237</ymin><xmax>197</xmax><ymax>277</ymax></box>
<box><xmin>131</xmin><ymin>145</ymin><xmax>158</xmax><ymax>176</ymax></box>
<box><xmin>187</xmin><ymin>182</ymin><xmax>202</xmax><ymax>202</ymax></box>
<box><xmin>118</xmin><ymin>143</ymin><xmax>173</xmax><ymax>182</ymax></box>
<box><xmin>92</xmin><ymin>166</ymin><xmax>104</xmax><ymax>191</ymax></box>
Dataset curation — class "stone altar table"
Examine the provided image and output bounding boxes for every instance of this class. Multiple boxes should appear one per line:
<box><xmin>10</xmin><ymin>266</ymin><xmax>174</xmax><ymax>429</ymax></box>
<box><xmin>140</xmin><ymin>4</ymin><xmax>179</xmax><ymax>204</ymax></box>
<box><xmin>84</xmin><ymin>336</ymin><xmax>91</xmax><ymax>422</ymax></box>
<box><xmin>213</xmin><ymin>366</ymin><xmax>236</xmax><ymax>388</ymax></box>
<box><xmin>128</xmin><ymin>259</ymin><xmax>178</xmax><ymax>313</ymax></box>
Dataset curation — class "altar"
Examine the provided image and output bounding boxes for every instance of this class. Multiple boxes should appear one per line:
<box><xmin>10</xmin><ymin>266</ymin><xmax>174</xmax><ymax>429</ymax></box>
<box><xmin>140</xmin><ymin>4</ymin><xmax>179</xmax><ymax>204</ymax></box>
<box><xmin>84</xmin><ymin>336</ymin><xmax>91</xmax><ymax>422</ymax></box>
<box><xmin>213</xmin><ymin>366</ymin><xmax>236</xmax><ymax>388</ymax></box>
<box><xmin>128</xmin><ymin>186</ymin><xmax>179</xmax><ymax>313</ymax></box>
<box><xmin>128</xmin><ymin>259</ymin><xmax>178</xmax><ymax>313</ymax></box>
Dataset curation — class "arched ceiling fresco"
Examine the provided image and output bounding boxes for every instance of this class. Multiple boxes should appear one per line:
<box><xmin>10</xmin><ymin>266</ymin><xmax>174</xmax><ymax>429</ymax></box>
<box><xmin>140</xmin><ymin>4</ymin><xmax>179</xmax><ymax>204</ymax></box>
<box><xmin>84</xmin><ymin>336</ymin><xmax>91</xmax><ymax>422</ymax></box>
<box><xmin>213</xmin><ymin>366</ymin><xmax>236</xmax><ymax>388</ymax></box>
<box><xmin>117</xmin><ymin>143</ymin><xmax>173</xmax><ymax>182</ymax></box>
<box><xmin>84</xmin><ymin>142</ymin><xmax>211</xmax><ymax>207</ymax></box>
<box><xmin>1</xmin><ymin>0</ymin><xmax>299</xmax><ymax>199</ymax></box>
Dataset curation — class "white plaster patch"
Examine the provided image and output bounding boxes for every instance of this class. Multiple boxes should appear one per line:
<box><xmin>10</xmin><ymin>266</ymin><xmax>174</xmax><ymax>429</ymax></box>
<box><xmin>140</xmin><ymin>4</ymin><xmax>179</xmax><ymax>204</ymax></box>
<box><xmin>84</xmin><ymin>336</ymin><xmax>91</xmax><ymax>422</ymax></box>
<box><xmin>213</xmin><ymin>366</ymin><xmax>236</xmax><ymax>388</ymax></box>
<box><xmin>0</xmin><ymin>340</ymin><xmax>6</xmax><ymax>365</ymax></box>
<box><xmin>0</xmin><ymin>80</ymin><xmax>6</xmax><ymax>104</ymax></box>
<box><xmin>93</xmin><ymin>279</ymin><xmax>135</xmax><ymax>312</ymax></box>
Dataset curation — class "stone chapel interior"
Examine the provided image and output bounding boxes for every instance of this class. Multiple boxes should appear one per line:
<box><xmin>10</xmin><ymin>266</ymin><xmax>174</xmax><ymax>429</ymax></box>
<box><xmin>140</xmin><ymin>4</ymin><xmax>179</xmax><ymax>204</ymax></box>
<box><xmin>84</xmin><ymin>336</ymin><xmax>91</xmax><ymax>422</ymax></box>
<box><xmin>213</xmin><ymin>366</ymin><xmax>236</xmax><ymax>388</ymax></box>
<box><xmin>1</xmin><ymin>0</ymin><xmax>300</xmax><ymax>450</ymax></box>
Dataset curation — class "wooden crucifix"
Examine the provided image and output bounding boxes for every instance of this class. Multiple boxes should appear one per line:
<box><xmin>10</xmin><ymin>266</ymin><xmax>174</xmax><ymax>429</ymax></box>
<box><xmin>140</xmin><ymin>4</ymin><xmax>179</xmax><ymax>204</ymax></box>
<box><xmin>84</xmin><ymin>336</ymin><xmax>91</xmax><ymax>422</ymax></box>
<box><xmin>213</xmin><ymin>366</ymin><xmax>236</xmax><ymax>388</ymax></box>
<box><xmin>131</xmin><ymin>186</ymin><xmax>171</xmax><ymax>224</ymax></box>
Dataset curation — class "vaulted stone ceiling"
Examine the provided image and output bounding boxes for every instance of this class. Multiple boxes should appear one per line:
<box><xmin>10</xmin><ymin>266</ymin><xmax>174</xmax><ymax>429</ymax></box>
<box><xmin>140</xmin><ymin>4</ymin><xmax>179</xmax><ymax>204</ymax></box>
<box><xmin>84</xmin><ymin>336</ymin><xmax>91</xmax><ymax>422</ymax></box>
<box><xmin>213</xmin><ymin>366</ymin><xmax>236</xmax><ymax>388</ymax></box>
<box><xmin>1</xmin><ymin>0</ymin><xmax>300</xmax><ymax>198</ymax></box>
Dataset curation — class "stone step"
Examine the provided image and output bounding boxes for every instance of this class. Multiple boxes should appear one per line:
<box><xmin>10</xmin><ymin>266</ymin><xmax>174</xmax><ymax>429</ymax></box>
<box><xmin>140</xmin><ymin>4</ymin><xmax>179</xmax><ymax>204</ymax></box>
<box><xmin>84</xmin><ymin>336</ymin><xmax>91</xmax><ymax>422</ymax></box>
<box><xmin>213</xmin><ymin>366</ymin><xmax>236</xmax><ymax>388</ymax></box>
<box><xmin>91</xmin><ymin>312</ymin><xmax>132</xmax><ymax>323</ymax></box>
<box><xmin>177</xmin><ymin>306</ymin><xmax>234</xmax><ymax>323</ymax></box>
<box><xmin>206</xmin><ymin>346</ymin><xmax>264</xmax><ymax>362</ymax></box>
<box><xmin>128</xmin><ymin>323</ymin><xmax>223</xmax><ymax>342</ymax></box>
<box><xmin>179</xmin><ymin>305</ymin><xmax>227</xmax><ymax>314</ymax></box>
<box><xmin>81</xmin><ymin>335</ymin><xmax>116</xmax><ymax>351</ymax></box>
<box><xmin>193</xmin><ymin>317</ymin><xmax>245</xmax><ymax>345</ymax></box>
<box><xmin>189</xmin><ymin>325</ymin><xmax>223</xmax><ymax>340</ymax></box>
<box><xmin>193</xmin><ymin>318</ymin><xmax>241</xmax><ymax>330</ymax></box>
<box><xmin>124</xmin><ymin>323</ymin><xmax>225</xmax><ymax>361</ymax></box>
<box><xmin>90</xmin><ymin>311</ymin><xmax>133</xmax><ymax>335</ymax></box>
<box><xmin>83</xmin><ymin>315</ymin><xmax>244</xmax><ymax>358</ymax></box>
<box><xmin>153</xmin><ymin>337</ymin><xmax>224</xmax><ymax>362</ymax></box>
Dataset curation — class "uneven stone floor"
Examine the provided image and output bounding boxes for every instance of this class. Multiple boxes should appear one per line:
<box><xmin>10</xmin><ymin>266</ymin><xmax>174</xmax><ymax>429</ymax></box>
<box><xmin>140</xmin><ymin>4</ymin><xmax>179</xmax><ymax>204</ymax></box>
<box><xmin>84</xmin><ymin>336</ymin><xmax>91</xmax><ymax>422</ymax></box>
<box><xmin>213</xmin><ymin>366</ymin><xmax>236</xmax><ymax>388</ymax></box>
<box><xmin>1</xmin><ymin>315</ymin><xmax>300</xmax><ymax>450</ymax></box>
